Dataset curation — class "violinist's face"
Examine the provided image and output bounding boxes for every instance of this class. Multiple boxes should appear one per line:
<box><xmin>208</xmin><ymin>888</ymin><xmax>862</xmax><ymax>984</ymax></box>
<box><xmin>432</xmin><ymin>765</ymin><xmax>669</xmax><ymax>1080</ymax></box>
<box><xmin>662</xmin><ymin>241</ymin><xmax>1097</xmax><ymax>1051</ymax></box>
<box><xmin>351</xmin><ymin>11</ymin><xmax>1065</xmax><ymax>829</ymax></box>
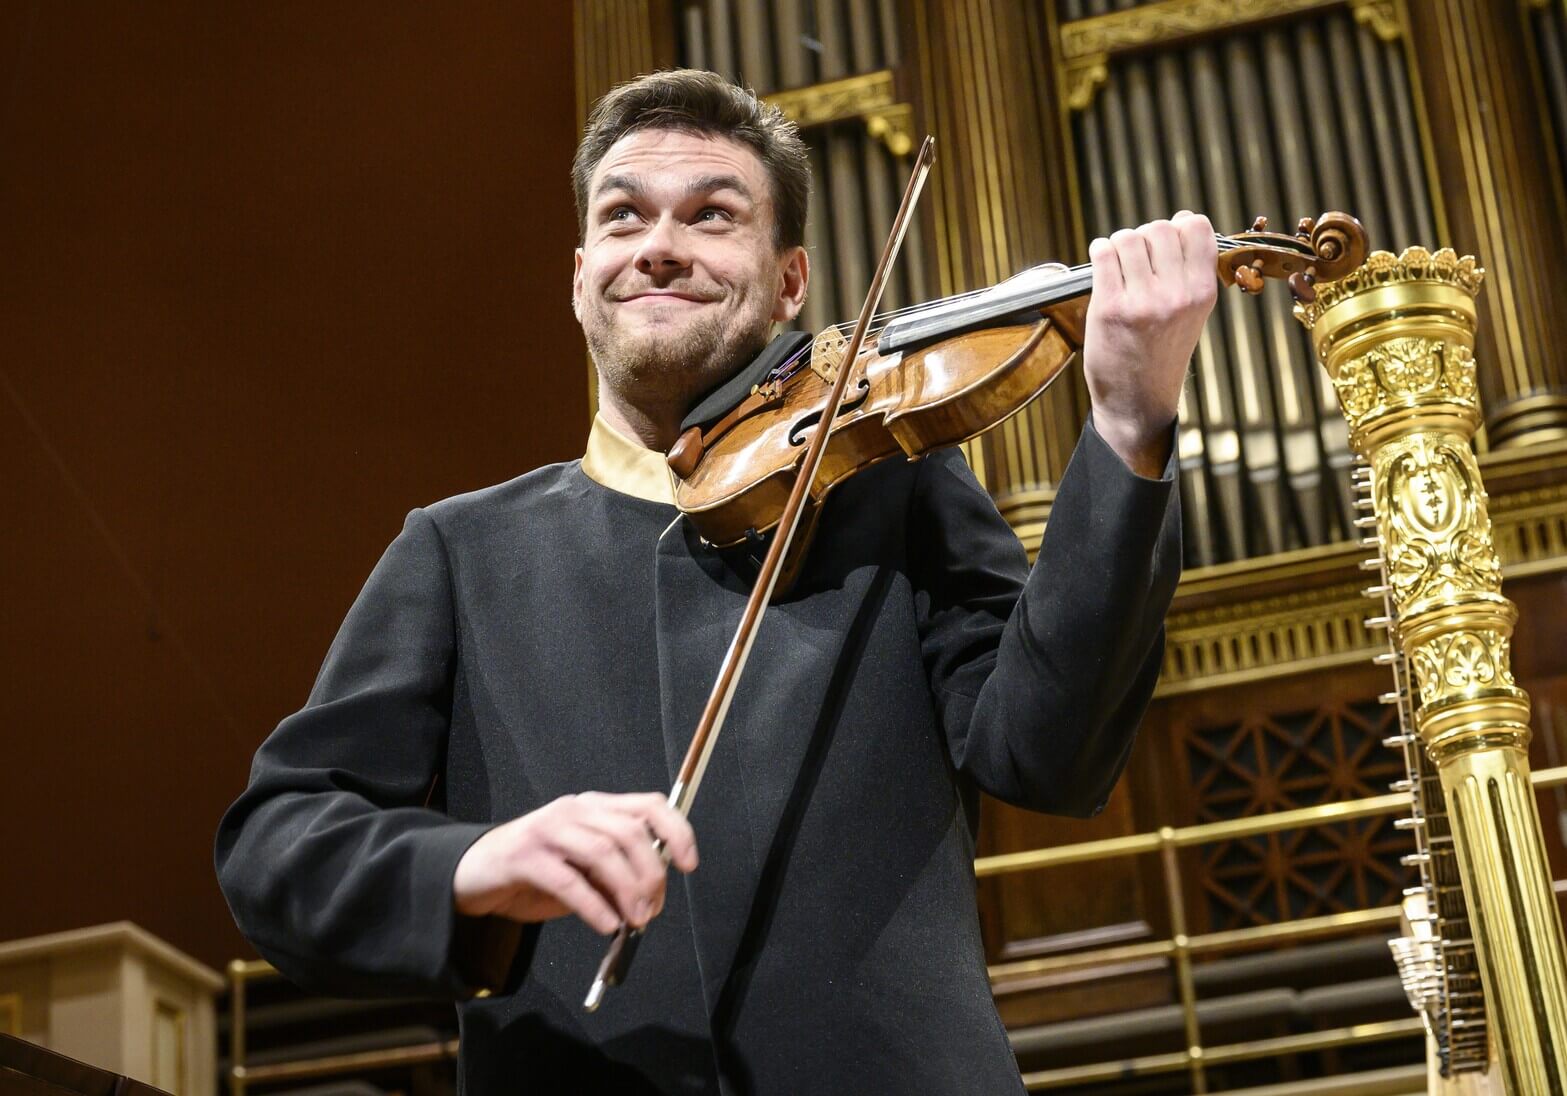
<box><xmin>574</xmin><ymin>128</ymin><xmax>808</xmax><ymax>425</ymax></box>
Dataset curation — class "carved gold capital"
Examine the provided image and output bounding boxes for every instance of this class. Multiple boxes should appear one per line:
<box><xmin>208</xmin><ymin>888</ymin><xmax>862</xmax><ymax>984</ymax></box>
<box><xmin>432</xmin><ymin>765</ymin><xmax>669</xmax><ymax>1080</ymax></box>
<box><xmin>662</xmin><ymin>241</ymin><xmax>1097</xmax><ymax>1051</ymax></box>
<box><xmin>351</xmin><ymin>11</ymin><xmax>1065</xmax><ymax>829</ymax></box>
<box><xmin>1296</xmin><ymin>247</ymin><xmax>1485</xmax><ymax>329</ymax></box>
<box><xmin>1298</xmin><ymin>247</ymin><xmax>1486</xmax><ymax>452</ymax></box>
<box><xmin>764</xmin><ymin>70</ymin><xmax>913</xmax><ymax>157</ymax></box>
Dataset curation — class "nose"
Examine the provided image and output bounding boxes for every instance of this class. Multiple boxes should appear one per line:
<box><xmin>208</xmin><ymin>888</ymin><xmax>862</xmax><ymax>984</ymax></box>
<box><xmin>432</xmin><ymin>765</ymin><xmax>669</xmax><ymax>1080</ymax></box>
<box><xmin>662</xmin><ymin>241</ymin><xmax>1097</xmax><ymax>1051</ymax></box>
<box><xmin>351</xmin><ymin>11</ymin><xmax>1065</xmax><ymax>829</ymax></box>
<box><xmin>633</xmin><ymin>214</ymin><xmax>692</xmax><ymax>281</ymax></box>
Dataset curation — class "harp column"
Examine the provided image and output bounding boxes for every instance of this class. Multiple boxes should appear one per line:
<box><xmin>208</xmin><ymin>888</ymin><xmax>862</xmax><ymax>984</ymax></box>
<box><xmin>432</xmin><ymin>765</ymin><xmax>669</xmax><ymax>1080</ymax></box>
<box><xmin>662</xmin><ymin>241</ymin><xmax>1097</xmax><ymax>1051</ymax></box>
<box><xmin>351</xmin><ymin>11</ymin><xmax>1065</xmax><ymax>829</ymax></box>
<box><xmin>1403</xmin><ymin>0</ymin><xmax>1567</xmax><ymax>449</ymax></box>
<box><xmin>1299</xmin><ymin>248</ymin><xmax>1567</xmax><ymax>1093</ymax></box>
<box><xmin>909</xmin><ymin>0</ymin><xmax>1082</xmax><ymax>551</ymax></box>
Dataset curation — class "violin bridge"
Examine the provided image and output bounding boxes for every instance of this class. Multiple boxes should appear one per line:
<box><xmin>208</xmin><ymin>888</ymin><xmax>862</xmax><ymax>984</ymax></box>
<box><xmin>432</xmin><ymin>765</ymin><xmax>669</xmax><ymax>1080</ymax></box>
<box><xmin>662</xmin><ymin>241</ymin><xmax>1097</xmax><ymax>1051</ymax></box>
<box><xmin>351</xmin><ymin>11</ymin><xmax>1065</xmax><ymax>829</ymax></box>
<box><xmin>810</xmin><ymin>327</ymin><xmax>848</xmax><ymax>385</ymax></box>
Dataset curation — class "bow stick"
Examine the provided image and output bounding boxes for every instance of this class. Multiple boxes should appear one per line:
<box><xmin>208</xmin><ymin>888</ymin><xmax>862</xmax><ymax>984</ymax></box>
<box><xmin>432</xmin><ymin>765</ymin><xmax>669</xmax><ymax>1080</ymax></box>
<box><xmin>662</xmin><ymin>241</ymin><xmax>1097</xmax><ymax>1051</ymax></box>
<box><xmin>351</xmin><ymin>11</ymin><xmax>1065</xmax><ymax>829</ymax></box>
<box><xmin>584</xmin><ymin>134</ymin><xmax>937</xmax><ymax>1011</ymax></box>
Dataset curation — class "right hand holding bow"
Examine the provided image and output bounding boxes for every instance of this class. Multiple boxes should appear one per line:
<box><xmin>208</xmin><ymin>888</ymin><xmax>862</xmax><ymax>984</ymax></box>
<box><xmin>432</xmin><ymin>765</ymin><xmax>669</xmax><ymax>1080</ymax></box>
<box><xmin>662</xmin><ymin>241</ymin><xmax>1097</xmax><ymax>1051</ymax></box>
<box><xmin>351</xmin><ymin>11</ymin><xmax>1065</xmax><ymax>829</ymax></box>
<box><xmin>453</xmin><ymin>792</ymin><xmax>699</xmax><ymax>935</ymax></box>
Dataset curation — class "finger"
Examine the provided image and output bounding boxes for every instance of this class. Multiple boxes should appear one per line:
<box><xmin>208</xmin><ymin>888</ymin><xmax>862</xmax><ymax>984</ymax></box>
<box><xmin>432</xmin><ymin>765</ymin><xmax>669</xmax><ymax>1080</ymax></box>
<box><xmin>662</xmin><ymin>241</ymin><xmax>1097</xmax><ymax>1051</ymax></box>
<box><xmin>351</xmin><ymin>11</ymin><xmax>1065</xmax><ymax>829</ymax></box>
<box><xmin>586</xmin><ymin>810</ymin><xmax>669</xmax><ymax>906</ymax></box>
<box><xmin>1110</xmin><ymin>227</ymin><xmax>1152</xmax><ymax>293</ymax></box>
<box><xmin>1177</xmin><ymin>212</ymin><xmax>1215</xmax><ymax>252</ymax></box>
<box><xmin>550</xmin><ymin>823</ymin><xmax>651</xmax><ymax>927</ymax></box>
<box><xmin>1177</xmin><ymin>213</ymin><xmax>1219</xmax><ymax>296</ymax></box>
<box><xmin>639</xmin><ymin>803</ymin><xmax>700</xmax><ymax>873</ymax></box>
<box><xmin>601</xmin><ymin>793</ymin><xmax>699</xmax><ymax>873</ymax></box>
<box><xmin>527</xmin><ymin>859</ymin><xmax>620</xmax><ymax>935</ymax></box>
<box><xmin>1088</xmin><ymin>236</ymin><xmax>1122</xmax><ymax>298</ymax></box>
<box><xmin>582</xmin><ymin>790</ymin><xmax>670</xmax><ymax>817</ymax></box>
<box><xmin>1142</xmin><ymin>219</ymin><xmax>1182</xmax><ymax>279</ymax></box>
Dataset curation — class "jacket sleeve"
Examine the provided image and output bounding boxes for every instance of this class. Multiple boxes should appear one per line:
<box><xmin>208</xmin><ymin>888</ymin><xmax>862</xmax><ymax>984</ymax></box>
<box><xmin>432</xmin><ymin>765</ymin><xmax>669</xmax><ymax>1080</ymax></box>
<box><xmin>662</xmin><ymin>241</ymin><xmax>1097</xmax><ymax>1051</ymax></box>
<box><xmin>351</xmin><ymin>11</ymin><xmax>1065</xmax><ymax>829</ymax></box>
<box><xmin>909</xmin><ymin>417</ymin><xmax>1182</xmax><ymax>816</ymax></box>
<box><xmin>214</xmin><ymin>507</ymin><xmax>530</xmax><ymax>999</ymax></box>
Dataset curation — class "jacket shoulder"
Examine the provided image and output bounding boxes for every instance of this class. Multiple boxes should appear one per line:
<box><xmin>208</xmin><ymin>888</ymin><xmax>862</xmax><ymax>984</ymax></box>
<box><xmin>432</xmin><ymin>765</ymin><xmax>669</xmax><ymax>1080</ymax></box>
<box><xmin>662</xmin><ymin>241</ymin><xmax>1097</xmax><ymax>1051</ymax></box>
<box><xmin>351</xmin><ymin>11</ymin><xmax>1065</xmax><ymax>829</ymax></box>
<box><xmin>419</xmin><ymin>460</ymin><xmax>585</xmax><ymax>535</ymax></box>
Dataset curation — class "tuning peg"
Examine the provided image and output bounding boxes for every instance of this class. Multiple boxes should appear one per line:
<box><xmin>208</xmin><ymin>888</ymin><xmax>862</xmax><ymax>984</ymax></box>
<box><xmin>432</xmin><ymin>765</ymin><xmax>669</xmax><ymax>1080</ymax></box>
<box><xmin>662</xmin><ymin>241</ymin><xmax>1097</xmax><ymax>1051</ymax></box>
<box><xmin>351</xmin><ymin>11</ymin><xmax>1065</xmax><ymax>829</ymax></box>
<box><xmin>1296</xmin><ymin>217</ymin><xmax>1316</xmax><ymax>239</ymax></box>
<box><xmin>1250</xmin><ymin>215</ymin><xmax>1269</xmax><ymax>233</ymax></box>
<box><xmin>1289</xmin><ymin>269</ymin><xmax>1318</xmax><ymax>303</ymax></box>
<box><xmin>1233</xmin><ymin>264</ymin><xmax>1264</xmax><ymax>293</ymax></box>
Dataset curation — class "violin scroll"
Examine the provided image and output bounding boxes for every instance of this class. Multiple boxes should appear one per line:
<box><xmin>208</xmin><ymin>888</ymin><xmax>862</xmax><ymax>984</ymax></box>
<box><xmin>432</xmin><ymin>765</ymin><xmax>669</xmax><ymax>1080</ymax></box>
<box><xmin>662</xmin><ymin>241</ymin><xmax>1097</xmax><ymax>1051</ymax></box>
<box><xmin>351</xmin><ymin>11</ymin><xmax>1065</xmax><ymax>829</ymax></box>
<box><xmin>1217</xmin><ymin>210</ymin><xmax>1367</xmax><ymax>304</ymax></box>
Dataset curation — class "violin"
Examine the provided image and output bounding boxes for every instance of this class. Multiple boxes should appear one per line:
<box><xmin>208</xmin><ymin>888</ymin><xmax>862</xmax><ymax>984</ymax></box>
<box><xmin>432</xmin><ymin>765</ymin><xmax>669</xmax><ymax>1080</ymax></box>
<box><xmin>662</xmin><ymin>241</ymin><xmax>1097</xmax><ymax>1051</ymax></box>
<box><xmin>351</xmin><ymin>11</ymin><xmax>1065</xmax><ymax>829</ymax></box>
<box><xmin>585</xmin><ymin>136</ymin><xmax>1367</xmax><ymax>1011</ymax></box>
<box><xmin>667</xmin><ymin>208</ymin><xmax>1367</xmax><ymax>549</ymax></box>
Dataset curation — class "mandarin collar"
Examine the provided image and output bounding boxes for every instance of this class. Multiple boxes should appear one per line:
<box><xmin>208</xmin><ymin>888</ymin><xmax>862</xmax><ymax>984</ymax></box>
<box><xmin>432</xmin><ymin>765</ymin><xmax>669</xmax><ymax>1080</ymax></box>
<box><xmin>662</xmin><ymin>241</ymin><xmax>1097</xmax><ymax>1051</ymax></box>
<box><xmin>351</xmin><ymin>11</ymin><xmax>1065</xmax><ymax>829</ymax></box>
<box><xmin>580</xmin><ymin>413</ymin><xmax>678</xmax><ymax>506</ymax></box>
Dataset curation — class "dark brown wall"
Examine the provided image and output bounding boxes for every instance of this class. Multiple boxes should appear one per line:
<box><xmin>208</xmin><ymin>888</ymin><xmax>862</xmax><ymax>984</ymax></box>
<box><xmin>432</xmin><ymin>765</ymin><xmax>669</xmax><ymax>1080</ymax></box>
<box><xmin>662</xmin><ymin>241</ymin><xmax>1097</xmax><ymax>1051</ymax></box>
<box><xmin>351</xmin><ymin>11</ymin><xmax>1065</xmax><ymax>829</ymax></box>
<box><xmin>0</xmin><ymin>4</ymin><xmax>585</xmax><ymax>969</ymax></box>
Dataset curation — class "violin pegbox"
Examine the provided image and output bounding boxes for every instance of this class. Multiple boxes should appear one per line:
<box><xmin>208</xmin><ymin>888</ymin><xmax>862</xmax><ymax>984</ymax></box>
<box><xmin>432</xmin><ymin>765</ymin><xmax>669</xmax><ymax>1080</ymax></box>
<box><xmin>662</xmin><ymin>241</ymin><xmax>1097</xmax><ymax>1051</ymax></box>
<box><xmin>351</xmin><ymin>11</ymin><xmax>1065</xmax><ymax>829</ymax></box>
<box><xmin>1217</xmin><ymin>211</ymin><xmax>1368</xmax><ymax>304</ymax></box>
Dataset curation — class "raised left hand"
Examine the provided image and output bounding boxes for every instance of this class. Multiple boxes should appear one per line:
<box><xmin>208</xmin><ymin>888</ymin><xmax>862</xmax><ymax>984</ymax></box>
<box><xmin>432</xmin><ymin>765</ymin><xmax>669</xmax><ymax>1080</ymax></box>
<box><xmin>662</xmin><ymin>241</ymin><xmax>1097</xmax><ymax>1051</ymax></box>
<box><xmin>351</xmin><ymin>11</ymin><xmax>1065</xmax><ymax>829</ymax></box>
<box><xmin>1082</xmin><ymin>211</ymin><xmax>1218</xmax><ymax>477</ymax></box>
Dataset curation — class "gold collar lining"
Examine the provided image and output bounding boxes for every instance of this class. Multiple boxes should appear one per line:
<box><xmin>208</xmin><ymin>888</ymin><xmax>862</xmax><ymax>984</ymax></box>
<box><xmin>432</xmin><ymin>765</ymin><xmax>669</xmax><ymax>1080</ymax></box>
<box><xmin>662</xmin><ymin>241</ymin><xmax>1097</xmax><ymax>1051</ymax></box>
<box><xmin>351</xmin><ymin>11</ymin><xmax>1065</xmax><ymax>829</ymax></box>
<box><xmin>581</xmin><ymin>414</ymin><xmax>677</xmax><ymax>506</ymax></box>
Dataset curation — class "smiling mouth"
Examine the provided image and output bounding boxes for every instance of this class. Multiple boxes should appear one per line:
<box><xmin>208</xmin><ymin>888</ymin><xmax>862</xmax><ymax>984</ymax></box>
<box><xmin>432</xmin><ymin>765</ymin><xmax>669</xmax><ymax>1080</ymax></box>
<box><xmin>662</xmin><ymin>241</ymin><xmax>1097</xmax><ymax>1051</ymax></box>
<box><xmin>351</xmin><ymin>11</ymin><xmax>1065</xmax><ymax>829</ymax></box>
<box><xmin>616</xmin><ymin>292</ymin><xmax>717</xmax><ymax>304</ymax></box>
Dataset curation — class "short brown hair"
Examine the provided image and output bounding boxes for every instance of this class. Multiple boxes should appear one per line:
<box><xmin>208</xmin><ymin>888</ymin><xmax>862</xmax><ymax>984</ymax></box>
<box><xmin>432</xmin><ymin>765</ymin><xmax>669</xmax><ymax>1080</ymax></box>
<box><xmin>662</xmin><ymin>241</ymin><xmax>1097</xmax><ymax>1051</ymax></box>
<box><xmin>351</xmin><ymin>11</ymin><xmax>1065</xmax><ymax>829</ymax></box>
<box><xmin>573</xmin><ymin>69</ymin><xmax>810</xmax><ymax>251</ymax></box>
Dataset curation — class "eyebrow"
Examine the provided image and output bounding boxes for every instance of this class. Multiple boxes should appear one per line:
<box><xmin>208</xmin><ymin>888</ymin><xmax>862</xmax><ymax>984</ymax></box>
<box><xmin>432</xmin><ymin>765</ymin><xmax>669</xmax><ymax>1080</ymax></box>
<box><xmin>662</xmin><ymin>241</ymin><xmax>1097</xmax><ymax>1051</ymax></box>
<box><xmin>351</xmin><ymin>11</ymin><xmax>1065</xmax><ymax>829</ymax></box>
<box><xmin>594</xmin><ymin>174</ymin><xmax>647</xmax><ymax>202</ymax></box>
<box><xmin>592</xmin><ymin>173</ymin><xmax>755</xmax><ymax>204</ymax></box>
<box><xmin>686</xmin><ymin>174</ymin><xmax>754</xmax><ymax>202</ymax></box>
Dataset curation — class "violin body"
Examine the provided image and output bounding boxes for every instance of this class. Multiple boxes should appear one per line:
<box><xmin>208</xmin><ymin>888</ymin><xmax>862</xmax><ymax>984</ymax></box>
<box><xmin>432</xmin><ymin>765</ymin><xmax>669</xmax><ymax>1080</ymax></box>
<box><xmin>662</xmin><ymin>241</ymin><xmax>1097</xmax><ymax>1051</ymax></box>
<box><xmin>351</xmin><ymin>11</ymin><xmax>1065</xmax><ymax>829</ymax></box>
<box><xmin>675</xmin><ymin>300</ymin><xmax>1087</xmax><ymax>547</ymax></box>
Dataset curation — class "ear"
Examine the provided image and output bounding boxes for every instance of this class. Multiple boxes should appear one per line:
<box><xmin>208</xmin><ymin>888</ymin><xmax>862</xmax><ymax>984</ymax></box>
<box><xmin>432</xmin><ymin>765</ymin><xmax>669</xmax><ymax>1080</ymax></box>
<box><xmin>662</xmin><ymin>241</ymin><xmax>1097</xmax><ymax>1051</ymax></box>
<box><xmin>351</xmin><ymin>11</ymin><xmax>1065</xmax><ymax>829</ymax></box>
<box><xmin>572</xmin><ymin>247</ymin><xmax>585</xmax><ymax>321</ymax></box>
<box><xmin>771</xmin><ymin>245</ymin><xmax>809</xmax><ymax>323</ymax></box>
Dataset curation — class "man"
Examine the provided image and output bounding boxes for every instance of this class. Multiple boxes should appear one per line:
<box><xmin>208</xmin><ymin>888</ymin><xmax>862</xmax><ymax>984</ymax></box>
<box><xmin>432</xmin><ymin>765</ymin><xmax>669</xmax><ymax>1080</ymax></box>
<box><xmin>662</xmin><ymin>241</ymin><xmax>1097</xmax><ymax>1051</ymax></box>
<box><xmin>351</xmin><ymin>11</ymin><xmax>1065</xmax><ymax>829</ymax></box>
<box><xmin>216</xmin><ymin>69</ymin><xmax>1214</xmax><ymax>1094</ymax></box>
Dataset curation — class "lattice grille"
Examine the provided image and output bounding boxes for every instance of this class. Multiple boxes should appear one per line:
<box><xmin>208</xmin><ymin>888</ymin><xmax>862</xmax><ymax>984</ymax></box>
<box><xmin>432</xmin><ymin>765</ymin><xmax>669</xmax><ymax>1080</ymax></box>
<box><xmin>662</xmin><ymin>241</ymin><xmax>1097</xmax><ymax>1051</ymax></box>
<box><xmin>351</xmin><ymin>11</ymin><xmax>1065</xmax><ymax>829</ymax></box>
<box><xmin>1185</xmin><ymin>697</ymin><xmax>1412</xmax><ymax>928</ymax></box>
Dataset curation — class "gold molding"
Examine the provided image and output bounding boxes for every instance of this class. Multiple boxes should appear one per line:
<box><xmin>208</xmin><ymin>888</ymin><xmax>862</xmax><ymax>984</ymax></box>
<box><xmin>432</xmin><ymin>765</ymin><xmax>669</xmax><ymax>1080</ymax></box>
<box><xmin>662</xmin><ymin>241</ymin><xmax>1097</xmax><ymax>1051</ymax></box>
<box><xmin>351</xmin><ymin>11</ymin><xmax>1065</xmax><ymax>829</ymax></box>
<box><xmin>1159</xmin><ymin>480</ymin><xmax>1567</xmax><ymax>695</ymax></box>
<box><xmin>1057</xmin><ymin>0</ymin><xmax>1401</xmax><ymax>110</ymax></box>
<box><xmin>766</xmin><ymin>70</ymin><xmax>895</xmax><ymax>127</ymax></box>
<box><xmin>1159</xmin><ymin>581</ymin><xmax>1376</xmax><ymax>696</ymax></box>
<box><xmin>764</xmin><ymin>70</ymin><xmax>914</xmax><ymax>157</ymax></box>
<box><xmin>1064</xmin><ymin>57</ymin><xmax>1109</xmax><ymax>111</ymax></box>
<box><xmin>1351</xmin><ymin>0</ymin><xmax>1402</xmax><ymax>41</ymax></box>
<box><xmin>864</xmin><ymin>104</ymin><xmax>915</xmax><ymax>158</ymax></box>
<box><xmin>1059</xmin><ymin>0</ymin><xmax>1346</xmax><ymax>62</ymax></box>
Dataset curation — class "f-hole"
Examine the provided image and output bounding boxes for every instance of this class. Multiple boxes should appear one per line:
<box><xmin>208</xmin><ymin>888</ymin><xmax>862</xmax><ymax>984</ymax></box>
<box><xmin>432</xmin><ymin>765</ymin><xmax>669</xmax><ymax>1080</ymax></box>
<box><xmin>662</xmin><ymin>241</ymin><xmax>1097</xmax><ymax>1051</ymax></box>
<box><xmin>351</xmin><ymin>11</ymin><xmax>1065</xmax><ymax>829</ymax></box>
<box><xmin>789</xmin><ymin>378</ymin><xmax>871</xmax><ymax>446</ymax></box>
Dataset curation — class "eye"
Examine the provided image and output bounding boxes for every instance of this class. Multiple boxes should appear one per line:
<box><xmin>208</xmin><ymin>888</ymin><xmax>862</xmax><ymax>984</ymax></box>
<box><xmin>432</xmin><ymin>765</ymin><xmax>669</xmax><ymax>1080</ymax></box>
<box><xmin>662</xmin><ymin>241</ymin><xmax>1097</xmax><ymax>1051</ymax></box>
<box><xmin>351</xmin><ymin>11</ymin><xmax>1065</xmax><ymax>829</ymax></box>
<box><xmin>696</xmin><ymin>207</ymin><xmax>733</xmax><ymax>224</ymax></box>
<box><xmin>606</xmin><ymin>205</ymin><xmax>639</xmax><ymax>225</ymax></box>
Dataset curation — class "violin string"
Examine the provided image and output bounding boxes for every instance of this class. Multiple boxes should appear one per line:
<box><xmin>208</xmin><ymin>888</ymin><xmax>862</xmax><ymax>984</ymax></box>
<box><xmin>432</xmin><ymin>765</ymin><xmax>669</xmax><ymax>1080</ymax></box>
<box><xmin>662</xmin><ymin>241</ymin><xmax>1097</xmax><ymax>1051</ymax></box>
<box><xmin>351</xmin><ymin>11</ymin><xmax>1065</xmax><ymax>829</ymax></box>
<box><xmin>822</xmin><ymin>233</ymin><xmax>1270</xmax><ymax>339</ymax></box>
<box><xmin>770</xmin><ymin>231</ymin><xmax>1266</xmax><ymax>382</ymax></box>
<box><xmin>833</xmin><ymin>240</ymin><xmax>1254</xmax><ymax>334</ymax></box>
<box><xmin>768</xmin><ymin>231</ymin><xmax>1303</xmax><ymax>379</ymax></box>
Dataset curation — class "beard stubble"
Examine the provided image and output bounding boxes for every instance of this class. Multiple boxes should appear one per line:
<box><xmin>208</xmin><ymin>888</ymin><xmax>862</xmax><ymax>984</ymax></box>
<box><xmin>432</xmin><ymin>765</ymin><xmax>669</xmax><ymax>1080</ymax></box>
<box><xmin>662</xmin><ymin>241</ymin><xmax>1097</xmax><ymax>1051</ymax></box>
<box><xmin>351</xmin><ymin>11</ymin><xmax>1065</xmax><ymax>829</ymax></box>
<box><xmin>584</xmin><ymin>288</ymin><xmax>774</xmax><ymax>420</ymax></box>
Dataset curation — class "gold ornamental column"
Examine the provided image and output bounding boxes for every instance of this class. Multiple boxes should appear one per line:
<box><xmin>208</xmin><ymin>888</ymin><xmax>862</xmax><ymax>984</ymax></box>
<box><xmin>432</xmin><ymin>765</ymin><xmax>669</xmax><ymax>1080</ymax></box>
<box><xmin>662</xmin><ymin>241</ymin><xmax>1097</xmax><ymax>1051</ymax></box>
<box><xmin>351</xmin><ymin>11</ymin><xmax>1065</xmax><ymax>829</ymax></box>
<box><xmin>1403</xmin><ymin>1</ymin><xmax>1567</xmax><ymax>448</ymax></box>
<box><xmin>909</xmin><ymin>0</ymin><xmax>1082</xmax><ymax>550</ymax></box>
<box><xmin>1299</xmin><ymin>248</ymin><xmax>1567</xmax><ymax>1093</ymax></box>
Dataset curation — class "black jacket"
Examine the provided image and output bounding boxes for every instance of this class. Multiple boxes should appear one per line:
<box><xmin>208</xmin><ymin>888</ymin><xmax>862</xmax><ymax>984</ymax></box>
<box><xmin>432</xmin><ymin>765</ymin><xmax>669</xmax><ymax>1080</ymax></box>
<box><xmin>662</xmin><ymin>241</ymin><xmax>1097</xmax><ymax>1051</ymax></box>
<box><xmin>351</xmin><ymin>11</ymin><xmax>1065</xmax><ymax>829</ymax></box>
<box><xmin>215</xmin><ymin>421</ymin><xmax>1181</xmax><ymax>1095</ymax></box>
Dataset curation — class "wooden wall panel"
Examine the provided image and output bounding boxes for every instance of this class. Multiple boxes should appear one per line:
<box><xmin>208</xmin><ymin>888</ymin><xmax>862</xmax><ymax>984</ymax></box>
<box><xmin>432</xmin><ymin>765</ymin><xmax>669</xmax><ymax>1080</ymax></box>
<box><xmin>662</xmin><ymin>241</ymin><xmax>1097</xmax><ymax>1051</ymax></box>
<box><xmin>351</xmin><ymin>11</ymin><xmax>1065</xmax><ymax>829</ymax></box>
<box><xmin>0</xmin><ymin>3</ymin><xmax>584</xmax><ymax>968</ymax></box>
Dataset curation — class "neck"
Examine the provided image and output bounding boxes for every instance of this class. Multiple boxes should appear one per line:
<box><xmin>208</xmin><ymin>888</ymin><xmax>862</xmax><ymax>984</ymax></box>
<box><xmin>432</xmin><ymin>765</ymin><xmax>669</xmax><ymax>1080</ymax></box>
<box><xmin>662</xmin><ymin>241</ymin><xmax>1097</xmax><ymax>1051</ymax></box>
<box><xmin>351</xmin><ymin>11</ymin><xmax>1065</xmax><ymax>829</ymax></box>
<box><xmin>595</xmin><ymin>384</ymin><xmax>682</xmax><ymax>453</ymax></box>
